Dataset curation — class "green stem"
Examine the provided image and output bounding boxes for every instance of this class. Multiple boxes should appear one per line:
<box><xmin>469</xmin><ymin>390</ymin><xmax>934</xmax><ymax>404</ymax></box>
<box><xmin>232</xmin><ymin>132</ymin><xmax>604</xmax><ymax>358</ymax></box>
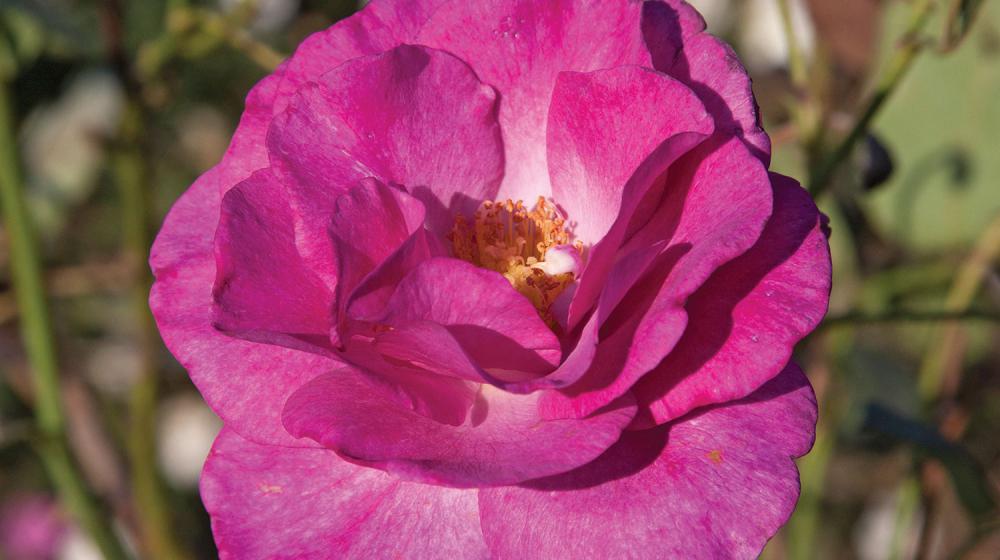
<box><xmin>196</xmin><ymin>8</ymin><xmax>284</xmax><ymax>71</ymax></box>
<box><xmin>0</xmin><ymin>81</ymin><xmax>128</xmax><ymax>560</ymax></box>
<box><xmin>917</xmin><ymin>214</ymin><xmax>1000</xmax><ymax>400</ymax></box>
<box><xmin>114</xmin><ymin>99</ymin><xmax>189</xmax><ymax>560</ymax></box>
<box><xmin>823</xmin><ymin>308</ymin><xmax>1000</xmax><ymax>326</ymax></box>
<box><xmin>808</xmin><ymin>0</ymin><xmax>936</xmax><ymax>197</ymax></box>
<box><xmin>776</xmin><ymin>0</ymin><xmax>808</xmax><ymax>91</ymax></box>
<box><xmin>890</xmin><ymin>477</ymin><xmax>923</xmax><ymax>560</ymax></box>
<box><xmin>897</xmin><ymin>216</ymin><xmax>1000</xmax><ymax>560</ymax></box>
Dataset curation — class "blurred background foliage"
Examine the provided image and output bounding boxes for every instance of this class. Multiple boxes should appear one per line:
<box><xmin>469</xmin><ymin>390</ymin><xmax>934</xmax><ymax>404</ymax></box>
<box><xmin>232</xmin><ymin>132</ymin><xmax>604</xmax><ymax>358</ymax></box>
<box><xmin>0</xmin><ymin>0</ymin><xmax>997</xmax><ymax>559</ymax></box>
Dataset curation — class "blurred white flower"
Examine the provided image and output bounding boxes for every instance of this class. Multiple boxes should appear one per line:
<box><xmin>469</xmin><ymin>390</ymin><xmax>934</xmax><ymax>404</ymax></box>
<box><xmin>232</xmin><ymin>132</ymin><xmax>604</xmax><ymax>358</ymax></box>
<box><xmin>687</xmin><ymin>0</ymin><xmax>735</xmax><ymax>32</ymax></box>
<box><xmin>85</xmin><ymin>341</ymin><xmax>143</xmax><ymax>398</ymax></box>
<box><xmin>220</xmin><ymin>0</ymin><xmax>300</xmax><ymax>33</ymax></box>
<box><xmin>58</xmin><ymin>530</ymin><xmax>103</xmax><ymax>560</ymax></box>
<box><xmin>157</xmin><ymin>394</ymin><xmax>223</xmax><ymax>488</ymax></box>
<box><xmin>740</xmin><ymin>0</ymin><xmax>815</xmax><ymax>72</ymax></box>
<box><xmin>178</xmin><ymin>105</ymin><xmax>230</xmax><ymax>173</ymax></box>
<box><xmin>21</xmin><ymin>70</ymin><xmax>124</xmax><ymax>236</ymax></box>
<box><xmin>854</xmin><ymin>489</ymin><xmax>923</xmax><ymax>560</ymax></box>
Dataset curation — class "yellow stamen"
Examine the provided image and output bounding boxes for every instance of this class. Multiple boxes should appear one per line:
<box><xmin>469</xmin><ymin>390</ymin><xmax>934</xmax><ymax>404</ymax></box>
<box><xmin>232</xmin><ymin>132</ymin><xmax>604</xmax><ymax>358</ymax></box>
<box><xmin>449</xmin><ymin>197</ymin><xmax>583</xmax><ymax>324</ymax></box>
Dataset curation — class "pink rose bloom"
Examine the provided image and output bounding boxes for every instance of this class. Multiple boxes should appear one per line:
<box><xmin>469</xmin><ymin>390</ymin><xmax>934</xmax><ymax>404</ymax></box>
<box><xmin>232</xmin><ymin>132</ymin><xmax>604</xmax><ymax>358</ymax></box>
<box><xmin>151</xmin><ymin>0</ymin><xmax>831</xmax><ymax>557</ymax></box>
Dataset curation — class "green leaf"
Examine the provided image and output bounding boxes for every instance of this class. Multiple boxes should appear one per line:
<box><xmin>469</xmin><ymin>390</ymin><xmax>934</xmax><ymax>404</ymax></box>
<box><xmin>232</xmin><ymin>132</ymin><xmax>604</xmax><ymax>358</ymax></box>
<box><xmin>863</xmin><ymin>404</ymin><xmax>998</xmax><ymax>520</ymax></box>
<box><xmin>866</xmin><ymin>1</ymin><xmax>1000</xmax><ymax>253</ymax></box>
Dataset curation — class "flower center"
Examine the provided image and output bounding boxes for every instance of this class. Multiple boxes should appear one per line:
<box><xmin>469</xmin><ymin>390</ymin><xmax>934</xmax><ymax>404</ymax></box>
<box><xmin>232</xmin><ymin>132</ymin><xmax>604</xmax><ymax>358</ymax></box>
<box><xmin>450</xmin><ymin>197</ymin><xmax>583</xmax><ymax>323</ymax></box>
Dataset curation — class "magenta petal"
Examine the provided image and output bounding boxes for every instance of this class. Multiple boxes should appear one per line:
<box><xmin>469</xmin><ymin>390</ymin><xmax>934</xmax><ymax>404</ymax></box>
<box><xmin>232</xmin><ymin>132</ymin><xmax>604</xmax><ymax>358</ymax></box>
<box><xmin>269</xmin><ymin>0</ymin><xmax>451</xmax><ymax>117</ymax></box>
<box><xmin>268</xmin><ymin>44</ymin><xmax>504</xmax><ymax>250</ymax></box>
<box><xmin>343</xmin><ymin>227</ymin><xmax>445</xmax><ymax>324</ymax></box>
<box><xmin>337</xmin><ymin>342</ymin><xmax>482</xmax><ymax>427</ymax></box>
<box><xmin>373</xmin><ymin>320</ymin><xmax>496</xmax><ymax>383</ymax></box>
<box><xmin>202</xmin><ymin>427</ymin><xmax>488</xmax><ymax>560</ymax></box>
<box><xmin>282</xmin><ymin>370</ymin><xmax>637</xmax><ymax>487</ymax></box>
<box><xmin>214</xmin><ymin>71</ymin><xmax>285</xmax><ymax>197</ymax></box>
<box><xmin>642</xmin><ymin>2</ymin><xmax>771</xmax><ymax>163</ymax></box>
<box><xmin>646</xmin><ymin>0</ymin><xmax>708</xmax><ymax>40</ymax></box>
<box><xmin>543</xmin><ymin>139</ymin><xmax>774</xmax><ymax>419</ymax></box>
<box><xmin>213</xmin><ymin>169</ymin><xmax>334</xmax><ymax>353</ymax></box>
<box><xmin>548</xmin><ymin>65</ymin><xmax>713</xmax><ymax>244</ymax></box>
<box><xmin>150</xmin><ymin>170</ymin><xmax>335</xmax><ymax>447</ymax></box>
<box><xmin>195</xmin><ymin>0</ymin><xmax>450</xmax><ymax>203</ymax></box>
<box><xmin>417</xmin><ymin>0</ymin><xmax>652</xmax><ymax>202</ymax></box>
<box><xmin>330</xmin><ymin>178</ymin><xmax>428</xmax><ymax>322</ymax></box>
<box><xmin>330</xmin><ymin>180</ymin><xmax>449</xmax><ymax>327</ymax></box>
<box><xmin>150</xmin><ymin>1</ymin><xmax>455</xmax><ymax>447</ymax></box>
<box><xmin>557</xmin><ymin>68</ymin><xmax>714</xmax><ymax>328</ymax></box>
<box><xmin>522</xmin><ymin>244</ymin><xmax>664</xmax><ymax>395</ymax></box>
<box><xmin>479</xmin><ymin>363</ymin><xmax>816</xmax><ymax>560</ymax></box>
<box><xmin>376</xmin><ymin>258</ymin><xmax>561</xmax><ymax>377</ymax></box>
<box><xmin>515</xmin><ymin>311</ymin><xmax>601</xmax><ymax>391</ymax></box>
<box><xmin>635</xmin><ymin>175</ymin><xmax>831</xmax><ymax>424</ymax></box>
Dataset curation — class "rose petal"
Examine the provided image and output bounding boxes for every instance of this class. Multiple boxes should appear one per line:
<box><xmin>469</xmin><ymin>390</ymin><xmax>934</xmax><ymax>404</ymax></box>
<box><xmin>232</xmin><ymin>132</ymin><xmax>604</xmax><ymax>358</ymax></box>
<box><xmin>201</xmin><ymin>427</ymin><xmax>488</xmax><ymax>560</ymax></box>
<box><xmin>150</xmin><ymin>170</ymin><xmax>334</xmax><ymax>447</ymax></box>
<box><xmin>375</xmin><ymin>258</ymin><xmax>561</xmax><ymax>379</ymax></box>
<box><xmin>634</xmin><ymin>174</ymin><xmax>831</xmax><ymax>424</ymax></box>
<box><xmin>542</xmin><ymin>139</ymin><xmax>774</xmax><ymax>419</ymax></box>
<box><xmin>215</xmin><ymin>0</ymin><xmax>451</xmax><ymax>200</ymax></box>
<box><xmin>555</xmin><ymin>65</ymin><xmax>715</xmax><ymax>328</ymax></box>
<box><xmin>336</xmin><ymin>344</ymin><xmax>482</xmax><ymax>427</ymax></box>
<box><xmin>646</xmin><ymin>0</ymin><xmax>708</xmax><ymax>41</ymax></box>
<box><xmin>213</xmin><ymin>169</ymin><xmax>334</xmax><ymax>354</ymax></box>
<box><xmin>329</xmin><ymin>178</ymin><xmax>429</xmax><ymax>330</ymax></box>
<box><xmin>150</xmin><ymin>0</ymin><xmax>452</xmax><ymax>446</ymax></box>
<box><xmin>267</xmin><ymin>45</ymin><xmax>504</xmax><ymax>290</ymax></box>
<box><xmin>417</xmin><ymin>0</ymin><xmax>652</xmax><ymax>202</ymax></box>
<box><xmin>269</xmin><ymin>0</ymin><xmax>451</xmax><ymax>116</ymax></box>
<box><xmin>479</xmin><ymin>362</ymin><xmax>816</xmax><ymax>560</ymax></box>
<box><xmin>281</xmin><ymin>369</ymin><xmax>637</xmax><ymax>487</ymax></box>
<box><xmin>548</xmin><ymin>65</ymin><xmax>713</xmax><ymax>244</ymax></box>
<box><xmin>642</xmin><ymin>1</ymin><xmax>771</xmax><ymax>163</ymax></box>
<box><xmin>342</xmin><ymin>227</ymin><xmax>445</xmax><ymax>325</ymax></box>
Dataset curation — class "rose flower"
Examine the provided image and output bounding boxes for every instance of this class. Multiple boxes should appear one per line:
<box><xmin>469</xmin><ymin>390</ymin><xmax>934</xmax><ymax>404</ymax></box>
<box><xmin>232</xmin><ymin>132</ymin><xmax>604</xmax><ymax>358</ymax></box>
<box><xmin>150</xmin><ymin>0</ymin><xmax>832</xmax><ymax>557</ymax></box>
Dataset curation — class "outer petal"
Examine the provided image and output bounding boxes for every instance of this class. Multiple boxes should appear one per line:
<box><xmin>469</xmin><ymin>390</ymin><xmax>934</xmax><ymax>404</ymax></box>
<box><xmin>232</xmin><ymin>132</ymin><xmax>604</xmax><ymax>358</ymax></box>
<box><xmin>541</xmin><ymin>139</ymin><xmax>773</xmax><ymax>419</ymax></box>
<box><xmin>282</xmin><ymin>369</ymin><xmax>637</xmax><ymax>487</ymax></box>
<box><xmin>268</xmin><ymin>0</ymin><xmax>452</xmax><ymax>117</ymax></box>
<box><xmin>150</xmin><ymin>171</ymin><xmax>334</xmax><ymax>447</ymax></box>
<box><xmin>267</xmin><ymin>44</ymin><xmax>504</xmax><ymax>269</ymax></box>
<box><xmin>216</xmin><ymin>0</ymin><xmax>451</xmax><ymax>199</ymax></box>
<box><xmin>213</xmin><ymin>169</ymin><xmax>334</xmax><ymax>354</ymax></box>
<box><xmin>417</xmin><ymin>0</ymin><xmax>653</xmax><ymax>202</ymax></box>
<box><xmin>202</xmin><ymin>428</ymin><xmax>488</xmax><ymax>560</ymax></box>
<box><xmin>151</xmin><ymin>0</ymin><xmax>452</xmax><ymax>447</ymax></box>
<box><xmin>643</xmin><ymin>1</ymin><xmax>771</xmax><ymax>163</ymax></box>
<box><xmin>548</xmin><ymin>65</ymin><xmax>713</xmax><ymax>244</ymax></box>
<box><xmin>479</xmin><ymin>363</ymin><xmax>816</xmax><ymax>560</ymax></box>
<box><xmin>634</xmin><ymin>175</ymin><xmax>831</xmax><ymax>424</ymax></box>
